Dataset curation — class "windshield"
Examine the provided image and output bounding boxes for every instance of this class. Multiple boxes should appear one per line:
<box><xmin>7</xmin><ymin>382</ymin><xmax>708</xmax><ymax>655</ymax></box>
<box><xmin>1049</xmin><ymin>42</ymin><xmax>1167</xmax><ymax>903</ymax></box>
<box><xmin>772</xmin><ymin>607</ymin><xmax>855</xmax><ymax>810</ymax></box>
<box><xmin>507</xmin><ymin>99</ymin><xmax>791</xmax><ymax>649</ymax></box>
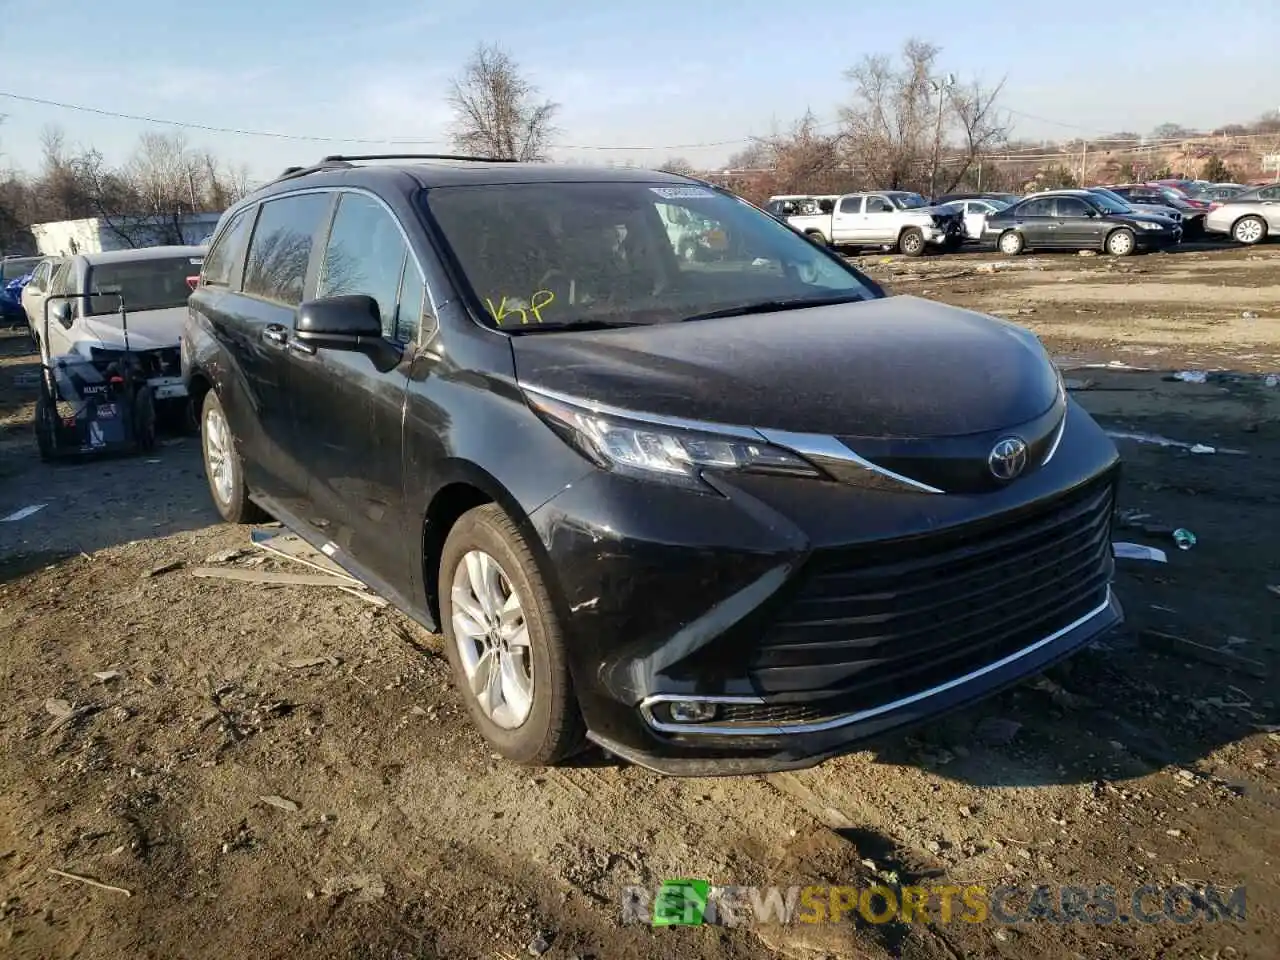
<box><xmin>1</xmin><ymin>257</ymin><xmax>42</xmax><ymax>282</ymax></box>
<box><xmin>891</xmin><ymin>193</ymin><xmax>929</xmax><ymax>209</ymax></box>
<box><xmin>1089</xmin><ymin>190</ymin><xmax>1131</xmax><ymax>214</ymax></box>
<box><xmin>85</xmin><ymin>256</ymin><xmax>203</xmax><ymax>315</ymax></box>
<box><xmin>425</xmin><ymin>182</ymin><xmax>878</xmax><ymax>332</ymax></box>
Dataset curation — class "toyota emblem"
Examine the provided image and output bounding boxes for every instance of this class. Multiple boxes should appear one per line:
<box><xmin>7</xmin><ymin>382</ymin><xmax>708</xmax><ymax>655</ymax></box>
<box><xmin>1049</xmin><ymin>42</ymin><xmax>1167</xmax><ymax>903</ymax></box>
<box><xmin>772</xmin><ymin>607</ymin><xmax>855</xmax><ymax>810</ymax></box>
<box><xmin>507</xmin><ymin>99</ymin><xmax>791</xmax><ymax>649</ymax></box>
<box><xmin>988</xmin><ymin>436</ymin><xmax>1028</xmax><ymax>481</ymax></box>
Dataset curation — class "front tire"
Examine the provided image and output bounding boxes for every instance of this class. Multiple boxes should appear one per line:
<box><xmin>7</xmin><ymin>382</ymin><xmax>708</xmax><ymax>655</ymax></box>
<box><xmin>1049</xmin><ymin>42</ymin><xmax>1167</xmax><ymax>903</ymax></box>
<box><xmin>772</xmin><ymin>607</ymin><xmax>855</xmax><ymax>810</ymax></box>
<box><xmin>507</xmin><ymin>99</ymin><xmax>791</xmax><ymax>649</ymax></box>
<box><xmin>1232</xmin><ymin>216</ymin><xmax>1267</xmax><ymax>246</ymax></box>
<box><xmin>805</xmin><ymin>230</ymin><xmax>828</xmax><ymax>248</ymax></box>
<box><xmin>200</xmin><ymin>389</ymin><xmax>265</xmax><ymax>524</ymax></box>
<box><xmin>439</xmin><ymin>504</ymin><xmax>585</xmax><ymax>766</ymax></box>
<box><xmin>899</xmin><ymin>228</ymin><xmax>925</xmax><ymax>257</ymax></box>
<box><xmin>998</xmin><ymin>230</ymin><xmax>1025</xmax><ymax>255</ymax></box>
<box><xmin>132</xmin><ymin>386</ymin><xmax>157</xmax><ymax>452</ymax></box>
<box><xmin>34</xmin><ymin>381</ymin><xmax>56</xmax><ymax>462</ymax></box>
<box><xmin>1106</xmin><ymin>228</ymin><xmax>1136</xmax><ymax>257</ymax></box>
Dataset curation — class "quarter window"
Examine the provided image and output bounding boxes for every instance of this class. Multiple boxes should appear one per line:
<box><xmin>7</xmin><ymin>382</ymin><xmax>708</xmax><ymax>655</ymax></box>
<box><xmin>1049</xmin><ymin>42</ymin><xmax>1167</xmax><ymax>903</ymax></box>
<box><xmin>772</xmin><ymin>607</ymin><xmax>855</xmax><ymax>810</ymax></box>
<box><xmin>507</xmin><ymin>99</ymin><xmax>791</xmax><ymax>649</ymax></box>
<box><xmin>317</xmin><ymin>192</ymin><xmax>411</xmax><ymax>337</ymax></box>
<box><xmin>243</xmin><ymin>193</ymin><xmax>331</xmax><ymax>306</ymax></box>
<box><xmin>203</xmin><ymin>208</ymin><xmax>252</xmax><ymax>288</ymax></box>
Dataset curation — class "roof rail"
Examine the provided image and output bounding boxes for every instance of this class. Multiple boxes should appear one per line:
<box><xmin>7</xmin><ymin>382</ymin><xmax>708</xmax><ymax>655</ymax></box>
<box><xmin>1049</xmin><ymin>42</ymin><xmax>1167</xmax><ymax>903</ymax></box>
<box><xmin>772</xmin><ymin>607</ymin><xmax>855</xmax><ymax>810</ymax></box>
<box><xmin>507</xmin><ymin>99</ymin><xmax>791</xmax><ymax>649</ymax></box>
<box><xmin>319</xmin><ymin>153</ymin><xmax>519</xmax><ymax>164</ymax></box>
<box><xmin>268</xmin><ymin>158</ymin><xmax>355</xmax><ymax>185</ymax></box>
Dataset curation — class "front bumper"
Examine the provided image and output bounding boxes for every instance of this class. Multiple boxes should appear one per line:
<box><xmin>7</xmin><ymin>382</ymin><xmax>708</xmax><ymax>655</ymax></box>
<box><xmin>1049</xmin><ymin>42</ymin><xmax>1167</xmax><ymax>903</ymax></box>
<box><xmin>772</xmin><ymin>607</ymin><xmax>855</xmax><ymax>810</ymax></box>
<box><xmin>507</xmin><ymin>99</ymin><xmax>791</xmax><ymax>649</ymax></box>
<box><xmin>529</xmin><ymin>402</ymin><xmax>1124</xmax><ymax>776</ymax></box>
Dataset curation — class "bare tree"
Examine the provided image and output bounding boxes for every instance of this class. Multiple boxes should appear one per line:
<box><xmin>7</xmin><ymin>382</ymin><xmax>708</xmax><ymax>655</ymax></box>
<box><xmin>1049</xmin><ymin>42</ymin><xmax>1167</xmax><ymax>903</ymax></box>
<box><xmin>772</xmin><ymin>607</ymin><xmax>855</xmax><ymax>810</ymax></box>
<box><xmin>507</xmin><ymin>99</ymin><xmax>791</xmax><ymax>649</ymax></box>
<box><xmin>447</xmin><ymin>44</ymin><xmax>560</xmax><ymax>161</ymax></box>
<box><xmin>657</xmin><ymin>157</ymin><xmax>695</xmax><ymax>175</ymax></box>
<box><xmin>837</xmin><ymin>39</ymin><xmax>1008</xmax><ymax>195</ymax></box>
<box><xmin>941</xmin><ymin>78</ymin><xmax>1010</xmax><ymax>193</ymax></box>
<box><xmin>763</xmin><ymin>111</ymin><xmax>848</xmax><ymax>195</ymax></box>
<box><xmin>724</xmin><ymin>140</ymin><xmax>772</xmax><ymax>170</ymax></box>
<box><xmin>838</xmin><ymin>39</ymin><xmax>938</xmax><ymax>190</ymax></box>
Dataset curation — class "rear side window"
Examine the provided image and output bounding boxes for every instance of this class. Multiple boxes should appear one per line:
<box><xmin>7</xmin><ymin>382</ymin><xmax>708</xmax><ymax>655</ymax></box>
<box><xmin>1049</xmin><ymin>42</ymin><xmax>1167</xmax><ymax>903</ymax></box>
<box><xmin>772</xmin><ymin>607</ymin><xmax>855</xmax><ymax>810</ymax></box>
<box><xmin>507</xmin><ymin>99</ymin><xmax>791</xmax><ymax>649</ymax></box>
<box><xmin>203</xmin><ymin>208</ymin><xmax>252</xmax><ymax>287</ymax></box>
<box><xmin>243</xmin><ymin>193</ymin><xmax>331</xmax><ymax>306</ymax></box>
<box><xmin>1017</xmin><ymin>198</ymin><xmax>1053</xmax><ymax>217</ymax></box>
<box><xmin>1055</xmin><ymin>198</ymin><xmax>1091</xmax><ymax>217</ymax></box>
<box><xmin>838</xmin><ymin>197</ymin><xmax>862</xmax><ymax>214</ymax></box>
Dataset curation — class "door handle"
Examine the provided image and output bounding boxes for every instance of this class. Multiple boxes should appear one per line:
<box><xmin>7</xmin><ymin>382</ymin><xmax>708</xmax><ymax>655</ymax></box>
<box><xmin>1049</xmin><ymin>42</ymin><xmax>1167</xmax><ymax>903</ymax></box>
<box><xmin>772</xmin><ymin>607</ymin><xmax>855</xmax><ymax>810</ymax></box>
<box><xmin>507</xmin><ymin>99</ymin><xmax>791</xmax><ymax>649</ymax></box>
<box><xmin>287</xmin><ymin>338</ymin><xmax>317</xmax><ymax>356</ymax></box>
<box><xmin>262</xmin><ymin>325</ymin><xmax>287</xmax><ymax>346</ymax></box>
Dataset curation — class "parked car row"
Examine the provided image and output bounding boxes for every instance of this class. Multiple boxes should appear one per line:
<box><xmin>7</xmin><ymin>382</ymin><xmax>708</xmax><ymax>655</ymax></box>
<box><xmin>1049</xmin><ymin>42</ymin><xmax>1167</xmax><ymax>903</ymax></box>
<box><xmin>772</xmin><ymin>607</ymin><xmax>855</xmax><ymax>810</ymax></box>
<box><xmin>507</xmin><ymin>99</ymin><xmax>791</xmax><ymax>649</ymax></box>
<box><xmin>768</xmin><ymin>179</ymin><xmax>1279</xmax><ymax>256</ymax></box>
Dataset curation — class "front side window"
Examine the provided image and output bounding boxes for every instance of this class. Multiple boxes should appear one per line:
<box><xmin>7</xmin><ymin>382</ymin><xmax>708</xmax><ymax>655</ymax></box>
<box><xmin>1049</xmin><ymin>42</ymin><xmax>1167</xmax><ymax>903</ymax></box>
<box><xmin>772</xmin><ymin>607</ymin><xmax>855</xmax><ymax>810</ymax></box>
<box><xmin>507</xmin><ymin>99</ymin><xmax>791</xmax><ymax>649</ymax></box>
<box><xmin>86</xmin><ymin>256</ymin><xmax>204</xmax><ymax>315</ymax></box>
<box><xmin>316</xmin><ymin>192</ymin><xmax>410</xmax><ymax>336</ymax></box>
<box><xmin>424</xmin><ymin>181</ymin><xmax>879</xmax><ymax>333</ymax></box>
<box><xmin>203</xmin><ymin>208</ymin><xmax>252</xmax><ymax>287</ymax></box>
<box><xmin>243</xmin><ymin>193</ymin><xmax>331</xmax><ymax>307</ymax></box>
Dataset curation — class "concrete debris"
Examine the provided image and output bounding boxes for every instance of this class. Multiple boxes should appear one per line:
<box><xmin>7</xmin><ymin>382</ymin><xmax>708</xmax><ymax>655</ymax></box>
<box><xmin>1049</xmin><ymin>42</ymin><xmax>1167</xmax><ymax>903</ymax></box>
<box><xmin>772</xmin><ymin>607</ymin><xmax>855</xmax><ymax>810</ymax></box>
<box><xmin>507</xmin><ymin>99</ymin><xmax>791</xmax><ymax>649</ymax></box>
<box><xmin>320</xmin><ymin>874</ymin><xmax>386</xmax><ymax>902</ymax></box>
<box><xmin>1138</xmin><ymin>629</ymin><xmax>1267</xmax><ymax>679</ymax></box>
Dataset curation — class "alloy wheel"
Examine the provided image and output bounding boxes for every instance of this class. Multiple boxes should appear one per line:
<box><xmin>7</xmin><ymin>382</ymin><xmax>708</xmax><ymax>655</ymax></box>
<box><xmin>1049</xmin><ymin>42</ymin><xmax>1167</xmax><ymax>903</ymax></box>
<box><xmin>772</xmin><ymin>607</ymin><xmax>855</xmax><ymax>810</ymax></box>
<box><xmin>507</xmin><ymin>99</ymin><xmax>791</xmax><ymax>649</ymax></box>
<box><xmin>451</xmin><ymin>549</ymin><xmax>534</xmax><ymax>729</ymax></box>
<box><xmin>1234</xmin><ymin>218</ymin><xmax>1265</xmax><ymax>245</ymax></box>
<box><xmin>204</xmin><ymin>405</ymin><xmax>234</xmax><ymax>504</ymax></box>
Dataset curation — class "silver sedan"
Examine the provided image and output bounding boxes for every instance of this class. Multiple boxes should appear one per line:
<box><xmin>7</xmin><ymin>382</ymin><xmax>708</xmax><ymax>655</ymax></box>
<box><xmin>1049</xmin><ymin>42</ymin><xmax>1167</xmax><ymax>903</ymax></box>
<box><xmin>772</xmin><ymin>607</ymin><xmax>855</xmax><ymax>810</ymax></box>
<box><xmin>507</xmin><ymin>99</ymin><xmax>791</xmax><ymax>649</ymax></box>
<box><xmin>1204</xmin><ymin>183</ymin><xmax>1280</xmax><ymax>245</ymax></box>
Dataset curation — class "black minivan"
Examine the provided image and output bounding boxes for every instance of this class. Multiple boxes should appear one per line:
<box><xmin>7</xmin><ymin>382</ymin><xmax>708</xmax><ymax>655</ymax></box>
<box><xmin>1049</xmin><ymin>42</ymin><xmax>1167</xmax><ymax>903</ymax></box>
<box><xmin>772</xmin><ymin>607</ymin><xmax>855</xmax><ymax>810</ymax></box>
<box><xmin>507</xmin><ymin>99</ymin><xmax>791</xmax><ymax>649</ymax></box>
<box><xmin>184</xmin><ymin>156</ymin><xmax>1123</xmax><ymax>776</ymax></box>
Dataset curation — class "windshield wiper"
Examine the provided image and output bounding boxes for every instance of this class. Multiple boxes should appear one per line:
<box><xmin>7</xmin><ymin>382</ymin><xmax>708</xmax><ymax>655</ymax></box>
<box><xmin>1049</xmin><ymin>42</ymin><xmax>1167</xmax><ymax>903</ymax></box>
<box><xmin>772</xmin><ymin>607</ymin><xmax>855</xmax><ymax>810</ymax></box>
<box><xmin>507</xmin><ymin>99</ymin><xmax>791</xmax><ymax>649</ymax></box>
<box><xmin>679</xmin><ymin>293</ymin><xmax>866</xmax><ymax>324</ymax></box>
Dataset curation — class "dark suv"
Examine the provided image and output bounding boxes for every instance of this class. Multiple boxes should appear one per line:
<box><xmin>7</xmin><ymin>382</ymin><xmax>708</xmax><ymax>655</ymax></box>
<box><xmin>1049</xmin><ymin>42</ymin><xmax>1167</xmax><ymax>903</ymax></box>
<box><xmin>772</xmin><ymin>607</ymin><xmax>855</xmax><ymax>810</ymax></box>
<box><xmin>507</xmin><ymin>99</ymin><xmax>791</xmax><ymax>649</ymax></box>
<box><xmin>184</xmin><ymin>155</ymin><xmax>1123</xmax><ymax>776</ymax></box>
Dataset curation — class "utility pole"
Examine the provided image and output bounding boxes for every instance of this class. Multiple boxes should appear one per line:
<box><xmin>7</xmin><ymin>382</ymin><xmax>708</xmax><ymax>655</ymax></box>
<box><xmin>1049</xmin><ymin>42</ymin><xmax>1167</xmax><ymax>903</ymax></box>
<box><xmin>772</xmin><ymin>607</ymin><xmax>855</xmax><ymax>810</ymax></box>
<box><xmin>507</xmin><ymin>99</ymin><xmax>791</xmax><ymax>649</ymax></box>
<box><xmin>1081</xmin><ymin>140</ymin><xmax>1088</xmax><ymax>185</ymax></box>
<box><xmin>929</xmin><ymin>73</ymin><xmax>955</xmax><ymax>200</ymax></box>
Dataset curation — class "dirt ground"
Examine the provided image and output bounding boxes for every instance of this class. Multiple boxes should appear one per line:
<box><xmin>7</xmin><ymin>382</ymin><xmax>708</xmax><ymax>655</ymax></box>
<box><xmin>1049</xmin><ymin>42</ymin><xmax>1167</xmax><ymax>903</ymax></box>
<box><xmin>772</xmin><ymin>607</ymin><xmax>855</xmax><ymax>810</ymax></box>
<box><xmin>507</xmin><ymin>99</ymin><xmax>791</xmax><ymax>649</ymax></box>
<box><xmin>1</xmin><ymin>242</ymin><xmax>1278</xmax><ymax>960</ymax></box>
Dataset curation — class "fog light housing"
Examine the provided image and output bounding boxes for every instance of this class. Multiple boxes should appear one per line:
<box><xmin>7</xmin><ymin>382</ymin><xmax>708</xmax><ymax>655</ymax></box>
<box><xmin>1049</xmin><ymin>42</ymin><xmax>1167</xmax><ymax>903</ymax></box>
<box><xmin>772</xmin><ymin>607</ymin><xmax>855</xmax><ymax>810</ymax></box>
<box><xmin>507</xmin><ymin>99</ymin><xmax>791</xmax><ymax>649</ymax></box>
<box><xmin>666</xmin><ymin>701</ymin><xmax>720</xmax><ymax>723</ymax></box>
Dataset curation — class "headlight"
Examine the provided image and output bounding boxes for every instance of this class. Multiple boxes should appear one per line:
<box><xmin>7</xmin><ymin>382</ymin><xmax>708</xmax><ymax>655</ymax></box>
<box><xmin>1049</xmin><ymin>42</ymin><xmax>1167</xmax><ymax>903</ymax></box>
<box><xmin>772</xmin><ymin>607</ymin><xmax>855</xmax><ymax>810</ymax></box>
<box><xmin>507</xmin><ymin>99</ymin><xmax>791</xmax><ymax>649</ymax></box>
<box><xmin>525</xmin><ymin>390</ymin><xmax>822</xmax><ymax>490</ymax></box>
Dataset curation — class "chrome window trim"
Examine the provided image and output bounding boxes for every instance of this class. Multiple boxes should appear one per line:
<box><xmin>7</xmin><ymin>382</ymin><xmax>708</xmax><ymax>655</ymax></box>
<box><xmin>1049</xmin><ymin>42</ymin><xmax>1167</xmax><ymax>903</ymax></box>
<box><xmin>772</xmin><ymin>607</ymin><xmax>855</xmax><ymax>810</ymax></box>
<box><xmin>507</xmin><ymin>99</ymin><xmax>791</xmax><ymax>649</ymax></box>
<box><xmin>638</xmin><ymin>588</ymin><xmax>1112</xmax><ymax>736</ymax></box>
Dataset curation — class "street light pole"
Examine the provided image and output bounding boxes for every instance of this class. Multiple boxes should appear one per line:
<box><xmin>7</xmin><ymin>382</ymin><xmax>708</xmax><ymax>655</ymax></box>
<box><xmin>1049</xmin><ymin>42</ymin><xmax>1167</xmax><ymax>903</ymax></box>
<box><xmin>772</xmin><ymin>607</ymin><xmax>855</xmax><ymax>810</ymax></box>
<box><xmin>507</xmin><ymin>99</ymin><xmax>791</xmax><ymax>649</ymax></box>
<box><xmin>929</xmin><ymin>73</ymin><xmax>955</xmax><ymax>200</ymax></box>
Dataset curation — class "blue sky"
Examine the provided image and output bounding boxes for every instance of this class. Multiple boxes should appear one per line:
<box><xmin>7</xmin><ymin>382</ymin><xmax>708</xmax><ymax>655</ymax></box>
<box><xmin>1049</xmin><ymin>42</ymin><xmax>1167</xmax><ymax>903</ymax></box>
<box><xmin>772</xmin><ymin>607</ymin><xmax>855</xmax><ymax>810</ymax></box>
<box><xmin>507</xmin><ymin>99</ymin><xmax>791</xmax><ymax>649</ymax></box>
<box><xmin>1</xmin><ymin>0</ymin><xmax>1277</xmax><ymax>183</ymax></box>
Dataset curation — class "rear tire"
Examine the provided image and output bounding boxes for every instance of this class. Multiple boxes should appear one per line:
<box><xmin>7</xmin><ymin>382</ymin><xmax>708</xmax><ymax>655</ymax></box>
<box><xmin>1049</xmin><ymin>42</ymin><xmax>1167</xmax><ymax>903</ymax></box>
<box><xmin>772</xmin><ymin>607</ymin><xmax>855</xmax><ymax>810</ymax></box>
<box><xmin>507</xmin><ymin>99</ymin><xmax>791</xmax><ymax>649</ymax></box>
<box><xmin>899</xmin><ymin>228</ymin><xmax>925</xmax><ymax>257</ymax></box>
<box><xmin>438</xmin><ymin>504</ymin><xmax>585</xmax><ymax>766</ymax></box>
<box><xmin>1232</xmin><ymin>215</ymin><xmax>1267</xmax><ymax>245</ymax></box>
<box><xmin>200</xmin><ymin>389</ymin><xmax>266</xmax><ymax>524</ymax></box>
<box><xmin>34</xmin><ymin>381</ymin><xmax>56</xmax><ymax>462</ymax></box>
<box><xmin>998</xmin><ymin>230</ymin><xmax>1025</xmax><ymax>256</ymax></box>
<box><xmin>805</xmin><ymin>230</ymin><xmax>828</xmax><ymax>248</ymax></box>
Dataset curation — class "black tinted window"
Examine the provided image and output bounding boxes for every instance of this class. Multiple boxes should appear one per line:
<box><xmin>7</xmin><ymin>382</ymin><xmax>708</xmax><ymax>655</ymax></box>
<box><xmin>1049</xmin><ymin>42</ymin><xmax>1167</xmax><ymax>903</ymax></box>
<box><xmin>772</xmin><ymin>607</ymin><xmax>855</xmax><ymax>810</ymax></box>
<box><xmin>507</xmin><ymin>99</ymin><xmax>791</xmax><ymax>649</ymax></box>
<box><xmin>86</xmin><ymin>256</ymin><xmax>203</xmax><ymax>315</ymax></box>
<box><xmin>243</xmin><ymin>193</ymin><xmax>331</xmax><ymax>306</ymax></box>
<box><xmin>317</xmin><ymin>193</ymin><xmax>410</xmax><ymax>336</ymax></box>
<box><xmin>838</xmin><ymin>197</ymin><xmax>862</xmax><ymax>214</ymax></box>
<box><xmin>203</xmin><ymin>208</ymin><xmax>252</xmax><ymax>287</ymax></box>
<box><xmin>1055</xmin><ymin>198</ymin><xmax>1091</xmax><ymax>217</ymax></box>
<box><xmin>1017</xmin><ymin>198</ymin><xmax>1054</xmax><ymax>216</ymax></box>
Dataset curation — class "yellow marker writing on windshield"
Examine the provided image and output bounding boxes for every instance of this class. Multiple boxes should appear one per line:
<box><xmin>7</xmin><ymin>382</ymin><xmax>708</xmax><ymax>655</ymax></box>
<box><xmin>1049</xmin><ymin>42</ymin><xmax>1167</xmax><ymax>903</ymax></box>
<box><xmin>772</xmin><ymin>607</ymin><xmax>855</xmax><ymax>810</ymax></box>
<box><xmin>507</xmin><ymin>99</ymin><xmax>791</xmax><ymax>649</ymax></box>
<box><xmin>487</xmin><ymin>290</ymin><xmax>556</xmax><ymax>325</ymax></box>
<box><xmin>486</xmin><ymin>295</ymin><xmax>527</xmax><ymax>325</ymax></box>
<box><xmin>528</xmin><ymin>289</ymin><xmax>555</xmax><ymax>323</ymax></box>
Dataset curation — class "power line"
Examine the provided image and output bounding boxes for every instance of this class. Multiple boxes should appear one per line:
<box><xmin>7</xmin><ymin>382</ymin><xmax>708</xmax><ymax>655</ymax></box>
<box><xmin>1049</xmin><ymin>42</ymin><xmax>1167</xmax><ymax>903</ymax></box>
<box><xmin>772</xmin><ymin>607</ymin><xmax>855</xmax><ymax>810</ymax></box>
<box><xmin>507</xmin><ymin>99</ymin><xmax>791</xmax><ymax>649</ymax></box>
<box><xmin>0</xmin><ymin>90</ymin><xmax>753</xmax><ymax>152</ymax></box>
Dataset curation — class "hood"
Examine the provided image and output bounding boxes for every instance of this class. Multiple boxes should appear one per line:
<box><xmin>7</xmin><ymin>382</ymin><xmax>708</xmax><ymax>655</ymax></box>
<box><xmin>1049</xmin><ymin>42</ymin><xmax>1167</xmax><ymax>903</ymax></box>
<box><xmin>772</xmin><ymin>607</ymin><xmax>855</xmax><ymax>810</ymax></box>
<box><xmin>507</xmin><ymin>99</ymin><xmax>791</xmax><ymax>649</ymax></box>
<box><xmin>1116</xmin><ymin>212</ymin><xmax>1174</xmax><ymax>228</ymax></box>
<box><xmin>1130</xmin><ymin>203</ymin><xmax>1179</xmax><ymax>220</ymax></box>
<box><xmin>512</xmin><ymin>295</ymin><xmax>1059</xmax><ymax>439</ymax></box>
<box><xmin>72</xmin><ymin>306</ymin><xmax>185</xmax><ymax>354</ymax></box>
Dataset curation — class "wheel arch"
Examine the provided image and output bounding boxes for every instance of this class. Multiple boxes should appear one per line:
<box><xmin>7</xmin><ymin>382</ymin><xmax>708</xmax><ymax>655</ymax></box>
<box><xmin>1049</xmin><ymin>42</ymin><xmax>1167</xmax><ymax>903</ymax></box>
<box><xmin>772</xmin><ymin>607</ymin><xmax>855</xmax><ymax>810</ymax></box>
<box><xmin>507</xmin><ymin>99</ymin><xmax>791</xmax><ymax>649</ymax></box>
<box><xmin>1232</xmin><ymin>213</ymin><xmax>1268</xmax><ymax>240</ymax></box>
<box><xmin>419</xmin><ymin>460</ymin><xmax>558</xmax><ymax>627</ymax></box>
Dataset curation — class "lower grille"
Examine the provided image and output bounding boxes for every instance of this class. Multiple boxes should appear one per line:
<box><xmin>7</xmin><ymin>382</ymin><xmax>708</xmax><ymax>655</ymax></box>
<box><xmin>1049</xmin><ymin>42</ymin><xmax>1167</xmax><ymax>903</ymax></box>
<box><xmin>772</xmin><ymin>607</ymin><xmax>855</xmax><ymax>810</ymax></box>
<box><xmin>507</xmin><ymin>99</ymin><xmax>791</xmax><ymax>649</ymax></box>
<box><xmin>749</xmin><ymin>475</ymin><xmax>1117</xmax><ymax>702</ymax></box>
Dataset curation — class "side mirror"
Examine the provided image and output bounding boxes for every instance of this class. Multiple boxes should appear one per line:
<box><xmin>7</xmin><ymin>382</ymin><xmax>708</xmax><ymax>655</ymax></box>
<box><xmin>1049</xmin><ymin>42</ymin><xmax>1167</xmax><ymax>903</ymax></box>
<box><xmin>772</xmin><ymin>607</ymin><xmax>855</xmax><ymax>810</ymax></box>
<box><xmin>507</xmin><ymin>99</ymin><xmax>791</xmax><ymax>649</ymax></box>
<box><xmin>296</xmin><ymin>294</ymin><xmax>402</xmax><ymax>371</ymax></box>
<box><xmin>52</xmin><ymin>301</ymin><xmax>73</xmax><ymax>328</ymax></box>
<box><xmin>1085</xmin><ymin>209</ymin><xmax>1098</xmax><ymax>217</ymax></box>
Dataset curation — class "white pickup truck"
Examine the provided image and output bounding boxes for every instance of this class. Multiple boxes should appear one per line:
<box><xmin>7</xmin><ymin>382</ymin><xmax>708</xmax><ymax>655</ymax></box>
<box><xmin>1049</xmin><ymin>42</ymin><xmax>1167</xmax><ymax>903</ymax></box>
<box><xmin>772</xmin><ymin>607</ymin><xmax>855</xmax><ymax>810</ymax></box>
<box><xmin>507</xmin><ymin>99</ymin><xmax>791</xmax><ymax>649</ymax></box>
<box><xmin>779</xmin><ymin>190</ymin><xmax>965</xmax><ymax>256</ymax></box>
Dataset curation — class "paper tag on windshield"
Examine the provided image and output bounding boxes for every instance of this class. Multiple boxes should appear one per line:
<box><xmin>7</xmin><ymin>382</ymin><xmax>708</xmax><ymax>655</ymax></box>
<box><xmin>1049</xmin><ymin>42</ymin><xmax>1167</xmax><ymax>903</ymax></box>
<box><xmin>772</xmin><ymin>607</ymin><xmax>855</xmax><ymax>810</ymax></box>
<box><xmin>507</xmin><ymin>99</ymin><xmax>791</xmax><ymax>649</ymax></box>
<box><xmin>650</xmin><ymin>186</ymin><xmax>715</xmax><ymax>199</ymax></box>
